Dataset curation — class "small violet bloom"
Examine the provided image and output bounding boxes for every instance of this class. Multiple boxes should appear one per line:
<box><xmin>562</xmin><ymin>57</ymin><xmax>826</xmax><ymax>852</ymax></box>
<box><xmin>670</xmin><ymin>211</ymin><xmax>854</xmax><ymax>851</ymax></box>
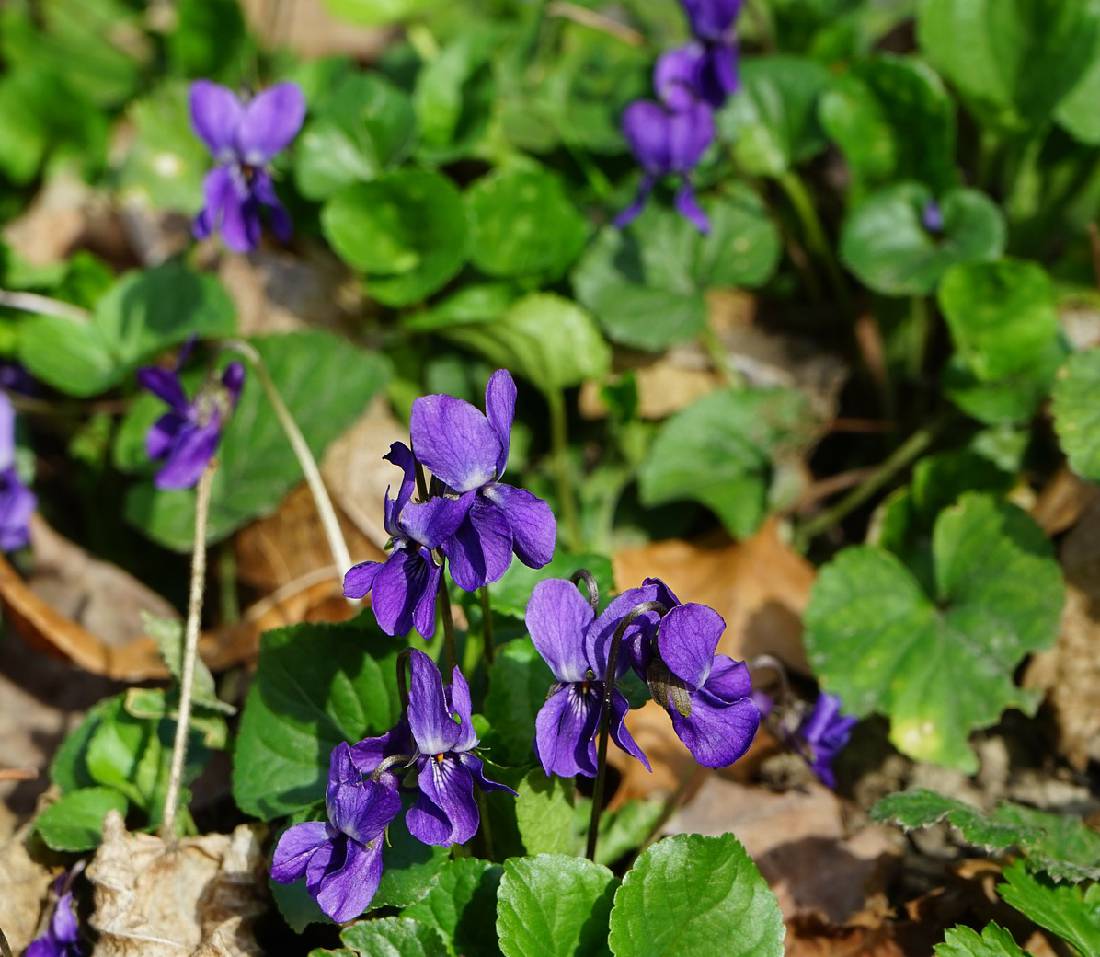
<box><xmin>137</xmin><ymin>359</ymin><xmax>245</xmax><ymax>490</ymax></box>
<box><xmin>343</xmin><ymin>443</ymin><xmax>469</xmax><ymax>639</ymax></box>
<box><xmin>0</xmin><ymin>391</ymin><xmax>36</xmax><ymax>551</ymax></box>
<box><xmin>271</xmin><ymin>741</ymin><xmax>401</xmax><ymax>923</ymax></box>
<box><xmin>527</xmin><ymin>579</ymin><xmax>651</xmax><ymax>778</ymax></box>
<box><xmin>189</xmin><ymin>80</ymin><xmax>305</xmax><ymax>253</ymax></box>
<box><xmin>409</xmin><ymin>370</ymin><xmax>556</xmax><ymax>592</ymax></box>
<box><xmin>352</xmin><ymin>650</ymin><xmax>513</xmax><ymax>847</ymax></box>
<box><xmin>0</xmin><ymin>360</ymin><xmax>36</xmax><ymax>395</ymax></box>
<box><xmin>922</xmin><ymin>199</ymin><xmax>945</xmax><ymax>235</ymax></box>
<box><xmin>681</xmin><ymin>0</ymin><xmax>742</xmax><ymax>42</ymax></box>
<box><xmin>27</xmin><ymin>887</ymin><xmax>84</xmax><ymax>957</ymax></box>
<box><xmin>655</xmin><ymin>42</ymin><xmax>738</xmax><ymax>111</ymax></box>
<box><xmin>794</xmin><ymin>692</ymin><xmax>857</xmax><ymax>790</ymax></box>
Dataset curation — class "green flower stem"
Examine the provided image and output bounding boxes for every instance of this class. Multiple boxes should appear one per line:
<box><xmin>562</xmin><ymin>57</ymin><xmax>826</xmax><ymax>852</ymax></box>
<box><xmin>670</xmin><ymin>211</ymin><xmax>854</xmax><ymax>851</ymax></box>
<box><xmin>479</xmin><ymin>586</ymin><xmax>496</xmax><ymax>665</ymax></box>
<box><xmin>778</xmin><ymin>171</ymin><xmax>851</xmax><ymax>311</ymax></box>
<box><xmin>161</xmin><ymin>462</ymin><xmax>215</xmax><ymax>843</ymax></box>
<box><xmin>700</xmin><ymin>324</ymin><xmax>744</xmax><ymax>387</ymax></box>
<box><xmin>547</xmin><ymin>387</ymin><xmax>582</xmax><ymax>551</ymax></box>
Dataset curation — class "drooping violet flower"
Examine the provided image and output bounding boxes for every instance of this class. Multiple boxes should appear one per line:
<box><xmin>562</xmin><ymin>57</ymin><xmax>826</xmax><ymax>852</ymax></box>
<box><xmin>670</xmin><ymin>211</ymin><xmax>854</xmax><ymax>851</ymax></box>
<box><xmin>527</xmin><ymin>579</ymin><xmax>651</xmax><ymax>778</ymax></box>
<box><xmin>615</xmin><ymin>98</ymin><xmax>715</xmax><ymax>233</ymax></box>
<box><xmin>794</xmin><ymin>692</ymin><xmax>857</xmax><ymax>789</ymax></box>
<box><xmin>409</xmin><ymin>370</ymin><xmax>556</xmax><ymax>592</ymax></box>
<box><xmin>681</xmin><ymin>0</ymin><xmax>742</xmax><ymax>42</ymax></box>
<box><xmin>137</xmin><ymin>359</ymin><xmax>245</xmax><ymax>490</ymax></box>
<box><xmin>922</xmin><ymin>199</ymin><xmax>945</xmax><ymax>235</ymax></box>
<box><xmin>655</xmin><ymin>42</ymin><xmax>738</xmax><ymax>111</ymax></box>
<box><xmin>271</xmin><ymin>741</ymin><xmax>401</xmax><ymax>923</ymax></box>
<box><xmin>27</xmin><ymin>872</ymin><xmax>85</xmax><ymax>957</ymax></box>
<box><xmin>353</xmin><ymin>650</ymin><xmax>513</xmax><ymax>847</ymax></box>
<box><xmin>189</xmin><ymin>81</ymin><xmax>305</xmax><ymax>253</ymax></box>
<box><xmin>644</xmin><ymin>602</ymin><xmax>760</xmax><ymax>768</ymax></box>
<box><xmin>343</xmin><ymin>443</ymin><xmax>470</xmax><ymax>639</ymax></box>
<box><xmin>0</xmin><ymin>391</ymin><xmax>35</xmax><ymax>551</ymax></box>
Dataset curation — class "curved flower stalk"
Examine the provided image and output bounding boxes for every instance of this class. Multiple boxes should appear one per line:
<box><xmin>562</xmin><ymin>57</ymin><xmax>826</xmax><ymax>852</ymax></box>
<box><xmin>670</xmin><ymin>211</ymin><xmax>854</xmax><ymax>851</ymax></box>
<box><xmin>0</xmin><ymin>391</ymin><xmax>35</xmax><ymax>551</ymax></box>
<box><xmin>271</xmin><ymin>742</ymin><xmax>402</xmax><ymax>923</ymax></box>
<box><xmin>410</xmin><ymin>369</ymin><xmax>556</xmax><ymax>592</ymax></box>
<box><xmin>189</xmin><ymin>81</ymin><xmax>305</xmax><ymax>252</ymax></box>
<box><xmin>351</xmin><ymin>650</ymin><xmax>514</xmax><ymax>847</ymax></box>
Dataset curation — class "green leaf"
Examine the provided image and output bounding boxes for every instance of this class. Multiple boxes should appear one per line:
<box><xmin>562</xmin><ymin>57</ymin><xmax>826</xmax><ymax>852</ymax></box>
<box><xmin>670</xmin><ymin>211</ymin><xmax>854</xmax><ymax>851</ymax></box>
<box><xmin>323</xmin><ymin>169</ymin><xmax>467</xmax><ymax>307</ymax></box>
<box><xmin>489</xmin><ymin>551</ymin><xmax>614</xmax><ymax>621</ymax></box>
<box><xmin>143</xmin><ymin>613</ymin><xmax>233</xmax><ymax>715</ymax></box>
<box><xmin>323</xmin><ymin>0</ymin><xmax>436</xmax><ymax>26</ymax></box>
<box><xmin>998</xmin><ymin>862</ymin><xmax>1100</xmax><ymax>957</ymax></box>
<box><xmin>466</xmin><ymin>164</ymin><xmax>588</xmax><ymax>279</ymax></box>
<box><xmin>820</xmin><ymin>54</ymin><xmax>957</xmax><ymax>194</ymax></box>
<box><xmin>939</xmin><ymin>260</ymin><xmax>1059</xmax><ymax>382</ymax></box>
<box><xmin>720</xmin><ymin>55</ymin><xmax>831</xmax><ymax>177</ymax></box>
<box><xmin>1056</xmin><ymin>39</ymin><xmax>1100</xmax><ymax>144</ymax></box>
<box><xmin>51</xmin><ymin>696</ymin><xmax>119</xmax><ymax>793</ymax></box>
<box><xmin>340</xmin><ymin>917</ymin><xmax>448</xmax><ymax>956</ymax></box>
<box><xmin>572</xmin><ymin>189</ymin><xmax>780</xmax><ymax>351</ymax></box>
<box><xmin>401</xmin><ymin>858</ymin><xmax>503</xmax><ymax>957</ymax></box>
<box><xmin>437</xmin><ymin>293</ymin><xmax>610</xmax><ymax>396</ymax></box>
<box><xmin>496</xmin><ymin>855</ymin><xmax>617</xmax><ymax>957</ymax></box>
<box><xmin>1052</xmin><ymin>350</ymin><xmax>1100</xmax><ymax>481</ymax></box>
<box><xmin>590</xmin><ymin>800</ymin><xmax>664</xmax><ymax>869</ymax></box>
<box><xmin>271</xmin><ymin>874</ymin><xmax>328</xmax><ymax>933</ymax></box>
<box><xmin>415</xmin><ymin>28</ymin><xmax>496</xmax><ymax>163</ymax></box>
<box><xmin>122</xmin><ymin>332</ymin><xmax>390</xmax><ymax>550</ymax></box>
<box><xmin>482</xmin><ymin>637</ymin><xmax>553</xmax><ymax>767</ymax></box>
<box><xmin>839</xmin><ymin>183</ymin><xmax>1004</xmax><ymax>296</ymax></box>
<box><xmin>516</xmin><ymin>771</ymin><xmax>579</xmax><ymax>856</ymax></box>
<box><xmin>935</xmin><ymin>923</ymin><xmax>1027</xmax><ymax>957</ymax></box>
<box><xmin>608</xmin><ymin>833</ymin><xmax>784</xmax><ymax>957</ymax></box>
<box><xmin>804</xmin><ymin>494</ymin><xmax>1064</xmax><ymax>770</ymax></box>
<box><xmin>638</xmin><ymin>387</ymin><xmax>813</xmax><ymax>539</ymax></box>
<box><xmin>294</xmin><ymin>73</ymin><xmax>416</xmax><ymax>201</ymax></box>
<box><xmin>232</xmin><ymin>617</ymin><xmax>404</xmax><ymax>820</ymax></box>
<box><xmin>917</xmin><ymin>0</ymin><xmax>1100</xmax><ymax>132</ymax></box>
<box><xmin>166</xmin><ymin>0</ymin><xmax>247</xmax><ymax>79</ymax></box>
<box><xmin>871</xmin><ymin>789</ymin><xmax>1100</xmax><ymax>882</ymax></box>
<box><xmin>943</xmin><ymin>340</ymin><xmax>1066</xmax><ymax>426</ymax></box>
<box><xmin>372</xmin><ymin>811</ymin><xmax>451</xmax><ymax>911</ymax></box>
<box><xmin>35</xmin><ymin>787</ymin><xmax>128</xmax><ymax>852</ymax></box>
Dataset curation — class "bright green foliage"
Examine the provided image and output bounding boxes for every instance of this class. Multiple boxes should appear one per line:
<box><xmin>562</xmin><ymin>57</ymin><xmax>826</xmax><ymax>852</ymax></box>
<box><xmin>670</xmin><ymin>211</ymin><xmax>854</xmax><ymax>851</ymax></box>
<box><xmin>805</xmin><ymin>494</ymin><xmax>1063</xmax><ymax>770</ymax></box>
<box><xmin>488</xmin><ymin>552</ymin><xmax>614</xmax><ymax>621</ymax></box>
<box><xmin>34</xmin><ymin>787</ymin><xmax>128</xmax><ymax>852</ymax></box>
<box><xmin>415</xmin><ymin>28</ymin><xmax>496</xmax><ymax>162</ymax></box>
<box><xmin>935</xmin><ymin>923</ymin><xmax>1027</xmax><ymax>957</ymax></box>
<box><xmin>482</xmin><ymin>638</ymin><xmax>553</xmax><ymax>767</ymax></box>
<box><xmin>608</xmin><ymin>834</ymin><xmax>785</xmax><ymax>957</ymax></box>
<box><xmin>515</xmin><ymin>771</ymin><xmax>578</xmax><ymax>856</ymax></box>
<box><xmin>401</xmin><ymin>858</ymin><xmax>503</xmax><ymax>957</ymax></box>
<box><xmin>998</xmin><ymin>863</ymin><xmax>1100</xmax><ymax>957</ymax></box>
<box><xmin>371</xmin><ymin>814</ymin><xmax>452</xmax><ymax>910</ymax></box>
<box><xmin>340</xmin><ymin>917</ymin><xmax>449</xmax><ymax>956</ymax></box>
<box><xmin>323</xmin><ymin>0</ymin><xmax>436</xmax><ymax>25</ymax></box>
<box><xmin>639</xmin><ymin>387</ymin><xmax>813</xmax><ymax>539</ymax></box>
<box><xmin>1052</xmin><ymin>350</ymin><xmax>1100</xmax><ymax>481</ymax></box>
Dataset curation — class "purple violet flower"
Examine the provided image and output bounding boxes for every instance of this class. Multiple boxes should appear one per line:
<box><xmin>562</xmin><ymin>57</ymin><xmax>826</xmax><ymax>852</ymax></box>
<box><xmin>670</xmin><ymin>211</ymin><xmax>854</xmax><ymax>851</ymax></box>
<box><xmin>343</xmin><ymin>442</ymin><xmax>470</xmax><ymax>639</ymax></box>
<box><xmin>409</xmin><ymin>370</ymin><xmax>556</xmax><ymax>592</ymax></box>
<box><xmin>681</xmin><ymin>0</ymin><xmax>742</xmax><ymax>43</ymax></box>
<box><xmin>795</xmin><ymin>692</ymin><xmax>857</xmax><ymax>789</ymax></box>
<box><xmin>526</xmin><ymin>579</ymin><xmax>652</xmax><ymax>778</ymax></box>
<box><xmin>189</xmin><ymin>80</ymin><xmax>305</xmax><ymax>253</ymax></box>
<box><xmin>655</xmin><ymin>42</ymin><xmax>738</xmax><ymax>111</ymax></box>
<box><xmin>352</xmin><ymin>650</ymin><xmax>514</xmax><ymax>847</ymax></box>
<box><xmin>26</xmin><ymin>887</ymin><xmax>84</xmax><ymax>957</ymax></box>
<box><xmin>137</xmin><ymin>359</ymin><xmax>245</xmax><ymax>490</ymax></box>
<box><xmin>922</xmin><ymin>199</ymin><xmax>945</xmax><ymax>234</ymax></box>
<box><xmin>0</xmin><ymin>360</ymin><xmax>37</xmax><ymax>395</ymax></box>
<box><xmin>271</xmin><ymin>741</ymin><xmax>402</xmax><ymax>923</ymax></box>
<box><xmin>0</xmin><ymin>391</ymin><xmax>36</xmax><ymax>551</ymax></box>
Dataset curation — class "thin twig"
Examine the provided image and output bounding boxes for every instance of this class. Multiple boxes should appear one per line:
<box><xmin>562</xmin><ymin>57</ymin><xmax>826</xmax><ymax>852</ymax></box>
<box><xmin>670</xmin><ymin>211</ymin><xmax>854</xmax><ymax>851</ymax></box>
<box><xmin>226</xmin><ymin>340</ymin><xmax>354</xmax><ymax>599</ymax></box>
<box><xmin>546</xmin><ymin>2</ymin><xmax>645</xmax><ymax>46</ymax></box>
<box><xmin>0</xmin><ymin>768</ymin><xmax>38</xmax><ymax>782</ymax></box>
<box><xmin>0</xmin><ymin>289</ymin><xmax>90</xmax><ymax>324</ymax></box>
<box><xmin>161</xmin><ymin>463</ymin><xmax>215</xmax><ymax>843</ymax></box>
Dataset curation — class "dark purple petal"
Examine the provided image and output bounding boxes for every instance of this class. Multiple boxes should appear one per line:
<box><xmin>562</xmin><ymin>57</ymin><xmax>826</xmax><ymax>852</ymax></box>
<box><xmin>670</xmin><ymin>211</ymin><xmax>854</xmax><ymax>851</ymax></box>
<box><xmin>622</xmin><ymin>100</ymin><xmax>672</xmax><ymax>175</ymax></box>
<box><xmin>410</xmin><ymin>394</ymin><xmax>502</xmax><ymax>492</ymax></box>
<box><xmin>309</xmin><ymin>834</ymin><xmax>385</xmax><ymax>924</ymax></box>
<box><xmin>922</xmin><ymin>200</ymin><xmax>945</xmax><ymax>234</ymax></box>
<box><xmin>445</xmin><ymin>666</ymin><xmax>478</xmax><ymax>753</ymax></box>
<box><xmin>670</xmin><ymin>688</ymin><xmax>759</xmax><ymax>768</ymax></box>
<box><xmin>675</xmin><ymin>182</ymin><xmax>710</xmax><ymax>233</ymax></box>
<box><xmin>399</xmin><ymin>491</ymin><xmax>475</xmax><ymax>549</ymax></box>
<box><xmin>271</xmin><ymin>821</ymin><xmax>329</xmax><ymax>884</ymax></box>
<box><xmin>534</xmin><ymin>683</ymin><xmax>601</xmax><ymax>778</ymax></box>
<box><xmin>698</xmin><ymin>41</ymin><xmax>739</xmax><ymax>107</ymax></box>
<box><xmin>668</xmin><ymin>102</ymin><xmax>715</xmax><ymax>172</ymax></box>
<box><xmin>609</xmin><ymin>687</ymin><xmax>650</xmax><ymax>771</ymax></box>
<box><xmin>704</xmin><ymin>655</ymin><xmax>752</xmax><ymax>702</ymax></box>
<box><xmin>137</xmin><ymin>366</ymin><xmax>189</xmax><ymax>411</ymax></box>
<box><xmin>251</xmin><ymin>169</ymin><xmax>293</xmax><ymax>242</ymax></box>
<box><xmin>442</xmin><ymin>498</ymin><xmax>513</xmax><ymax>592</ymax></box>
<box><xmin>146</xmin><ymin>411</ymin><xmax>186</xmax><ymax>461</ymax></box>
<box><xmin>154</xmin><ymin>418</ymin><xmax>222</xmax><ymax>490</ymax></box>
<box><xmin>412</xmin><ymin>547</ymin><xmax>442</xmax><ymax>639</ymax></box>
<box><xmin>655</xmin><ymin>45</ymin><xmax>707</xmax><ymax>110</ymax></box>
<box><xmin>613</xmin><ymin>174</ymin><xmax>656</xmax><ymax>229</ymax></box>
<box><xmin>193</xmin><ymin>166</ymin><xmax>238</xmax><ymax>241</ymax></box>
<box><xmin>350</xmin><ymin>718</ymin><xmax>413</xmax><ymax>779</ymax></box>
<box><xmin>326</xmin><ymin>742</ymin><xmax>402</xmax><ymax>842</ymax></box>
<box><xmin>458</xmin><ymin>752</ymin><xmax>515</xmax><ymax>794</ymax></box>
<box><xmin>0</xmin><ymin>393</ymin><xmax>13</xmax><ymax>471</ymax></box>
<box><xmin>526</xmin><ymin>578</ymin><xmax>595</xmax><ymax>683</ymax></box>
<box><xmin>343</xmin><ymin>560</ymin><xmax>382</xmax><ymax>600</ymax></box>
<box><xmin>587</xmin><ymin>583</ymin><xmax>668</xmax><ymax>678</ymax></box>
<box><xmin>189</xmin><ymin>80</ymin><xmax>242</xmax><ymax>157</ymax></box>
<box><xmin>682</xmin><ymin>0</ymin><xmax>741</xmax><ymax>42</ymax></box>
<box><xmin>236</xmin><ymin>83</ymin><xmax>306</xmax><ymax>165</ymax></box>
<box><xmin>221</xmin><ymin>362</ymin><xmax>246</xmax><ymax>404</ymax></box>
<box><xmin>797</xmin><ymin>692</ymin><xmax>857</xmax><ymax>788</ymax></box>
<box><xmin>751</xmin><ymin>689</ymin><xmax>774</xmax><ymax>718</ymax></box>
<box><xmin>656</xmin><ymin>602</ymin><xmax>725</xmax><ymax>691</ymax></box>
<box><xmin>382</xmin><ymin>442</ymin><xmax>418</xmax><ymax>540</ymax></box>
<box><xmin>50</xmin><ymin>891</ymin><xmax>80</xmax><ymax>944</ymax></box>
<box><xmin>222</xmin><ymin>188</ymin><xmax>263</xmax><ymax>253</ymax></box>
<box><xmin>482</xmin><ymin>483</ymin><xmax>556</xmax><ymax>569</ymax></box>
<box><xmin>407</xmin><ymin>649</ymin><xmax>464</xmax><ymax>755</ymax></box>
<box><xmin>484</xmin><ymin>369</ymin><xmax>516</xmax><ymax>477</ymax></box>
<box><xmin>370</xmin><ymin>548</ymin><xmax>440</xmax><ymax>639</ymax></box>
<box><xmin>0</xmin><ymin>468</ymin><xmax>35</xmax><ymax>551</ymax></box>
<box><xmin>407</xmin><ymin>755</ymin><xmax>479</xmax><ymax>846</ymax></box>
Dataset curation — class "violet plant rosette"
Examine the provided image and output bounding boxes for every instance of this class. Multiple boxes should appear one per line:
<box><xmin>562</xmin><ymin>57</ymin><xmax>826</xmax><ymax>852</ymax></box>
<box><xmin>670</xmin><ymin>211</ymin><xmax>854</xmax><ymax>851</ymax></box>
<box><xmin>189</xmin><ymin>80</ymin><xmax>305</xmax><ymax>252</ymax></box>
<box><xmin>409</xmin><ymin>369</ymin><xmax>556</xmax><ymax>592</ymax></box>
<box><xmin>270</xmin><ymin>741</ymin><xmax>402</xmax><ymax>923</ymax></box>
<box><xmin>137</xmin><ymin>359</ymin><xmax>245</xmax><ymax>490</ymax></box>
<box><xmin>526</xmin><ymin>578</ymin><xmax>651</xmax><ymax>778</ymax></box>
<box><xmin>351</xmin><ymin>650</ymin><xmax>514</xmax><ymax>847</ymax></box>
<box><xmin>0</xmin><ymin>390</ymin><xmax>36</xmax><ymax>551</ymax></box>
<box><xmin>795</xmin><ymin>692</ymin><xmax>858</xmax><ymax>789</ymax></box>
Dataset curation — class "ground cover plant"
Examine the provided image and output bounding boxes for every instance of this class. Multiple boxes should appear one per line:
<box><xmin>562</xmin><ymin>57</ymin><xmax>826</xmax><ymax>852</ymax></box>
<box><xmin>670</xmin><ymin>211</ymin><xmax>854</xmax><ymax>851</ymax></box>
<box><xmin>0</xmin><ymin>0</ymin><xmax>1099</xmax><ymax>954</ymax></box>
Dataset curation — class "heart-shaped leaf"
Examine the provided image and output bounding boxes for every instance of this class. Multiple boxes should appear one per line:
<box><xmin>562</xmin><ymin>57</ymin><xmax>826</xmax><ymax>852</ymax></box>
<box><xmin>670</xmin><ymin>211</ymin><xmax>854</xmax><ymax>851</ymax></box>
<box><xmin>1052</xmin><ymin>349</ymin><xmax>1100</xmax><ymax>480</ymax></box>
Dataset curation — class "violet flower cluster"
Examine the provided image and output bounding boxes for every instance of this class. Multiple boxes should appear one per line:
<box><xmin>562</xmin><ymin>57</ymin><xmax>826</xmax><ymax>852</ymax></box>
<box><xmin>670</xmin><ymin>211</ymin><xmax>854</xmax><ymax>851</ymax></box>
<box><xmin>272</xmin><ymin>650</ymin><xmax>512</xmax><ymax>922</ymax></box>
<box><xmin>344</xmin><ymin>370</ymin><xmax>556</xmax><ymax>639</ymax></box>
<box><xmin>755</xmin><ymin>688</ymin><xmax>857</xmax><ymax>789</ymax></box>
<box><xmin>0</xmin><ymin>391</ymin><xmax>36</xmax><ymax>551</ymax></box>
<box><xmin>189</xmin><ymin>81</ymin><xmax>305</xmax><ymax>253</ymax></box>
<box><xmin>529</xmin><ymin>575</ymin><xmax>760</xmax><ymax>776</ymax></box>
<box><xmin>617</xmin><ymin>0</ymin><xmax>742</xmax><ymax>232</ymax></box>
<box><xmin>138</xmin><ymin>352</ymin><xmax>245</xmax><ymax>490</ymax></box>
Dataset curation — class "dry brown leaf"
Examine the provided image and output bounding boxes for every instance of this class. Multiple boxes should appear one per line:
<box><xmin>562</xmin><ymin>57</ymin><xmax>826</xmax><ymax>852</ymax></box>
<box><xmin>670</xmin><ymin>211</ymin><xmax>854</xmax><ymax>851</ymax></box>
<box><xmin>785</xmin><ymin>917</ymin><xmax>905</xmax><ymax>957</ymax></box>
<box><xmin>89</xmin><ymin>811</ymin><xmax>265</xmax><ymax>957</ymax></box>
<box><xmin>0</xmin><ymin>831</ymin><xmax>53</xmax><ymax>952</ymax></box>
<box><xmin>2</xmin><ymin>172</ymin><xmax>93</xmax><ymax>266</ymax></box>
<box><xmin>1030</xmin><ymin>467</ymin><xmax>1100</xmax><ymax>537</ymax></box>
